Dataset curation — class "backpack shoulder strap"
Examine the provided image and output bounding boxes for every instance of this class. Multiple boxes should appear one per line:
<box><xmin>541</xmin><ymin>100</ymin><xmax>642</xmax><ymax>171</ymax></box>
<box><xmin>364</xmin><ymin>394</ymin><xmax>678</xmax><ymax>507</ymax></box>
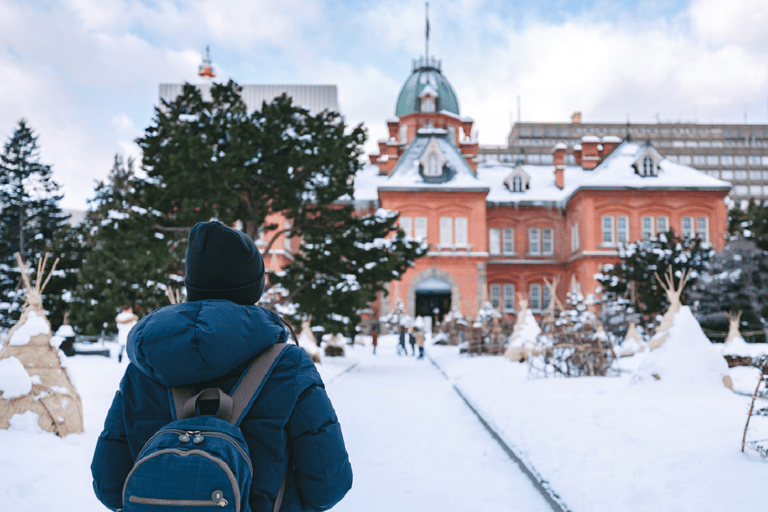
<box><xmin>229</xmin><ymin>342</ymin><xmax>289</xmax><ymax>427</ymax></box>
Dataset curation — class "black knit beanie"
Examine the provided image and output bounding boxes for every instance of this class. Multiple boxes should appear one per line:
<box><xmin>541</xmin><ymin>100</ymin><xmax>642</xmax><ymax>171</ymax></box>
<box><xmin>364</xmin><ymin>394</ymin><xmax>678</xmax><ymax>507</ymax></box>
<box><xmin>184</xmin><ymin>221</ymin><xmax>265</xmax><ymax>305</ymax></box>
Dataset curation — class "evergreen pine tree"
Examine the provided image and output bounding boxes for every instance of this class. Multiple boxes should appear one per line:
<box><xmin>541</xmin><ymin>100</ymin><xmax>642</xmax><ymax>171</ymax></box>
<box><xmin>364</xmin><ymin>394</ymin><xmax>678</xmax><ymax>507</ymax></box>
<box><xmin>0</xmin><ymin>119</ymin><xmax>70</xmax><ymax>328</ymax></box>
<box><xmin>689</xmin><ymin>236</ymin><xmax>768</xmax><ymax>343</ymax></box>
<box><xmin>136</xmin><ymin>81</ymin><xmax>426</xmax><ymax>335</ymax></box>
<box><xmin>595</xmin><ymin>230</ymin><xmax>712</xmax><ymax>332</ymax></box>
<box><xmin>69</xmin><ymin>155</ymin><xmax>184</xmax><ymax>335</ymax></box>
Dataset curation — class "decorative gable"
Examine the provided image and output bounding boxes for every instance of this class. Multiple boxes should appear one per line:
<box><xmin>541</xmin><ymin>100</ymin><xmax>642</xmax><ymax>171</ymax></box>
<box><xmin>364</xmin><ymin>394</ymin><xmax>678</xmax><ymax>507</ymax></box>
<box><xmin>632</xmin><ymin>145</ymin><xmax>663</xmax><ymax>177</ymax></box>
<box><xmin>419</xmin><ymin>137</ymin><xmax>450</xmax><ymax>182</ymax></box>
<box><xmin>503</xmin><ymin>164</ymin><xmax>531</xmax><ymax>192</ymax></box>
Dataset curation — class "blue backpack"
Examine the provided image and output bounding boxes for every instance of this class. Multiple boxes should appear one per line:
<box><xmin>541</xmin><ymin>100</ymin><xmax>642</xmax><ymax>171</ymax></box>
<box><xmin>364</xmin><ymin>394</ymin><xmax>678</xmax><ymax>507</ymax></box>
<box><xmin>121</xmin><ymin>343</ymin><xmax>288</xmax><ymax>512</ymax></box>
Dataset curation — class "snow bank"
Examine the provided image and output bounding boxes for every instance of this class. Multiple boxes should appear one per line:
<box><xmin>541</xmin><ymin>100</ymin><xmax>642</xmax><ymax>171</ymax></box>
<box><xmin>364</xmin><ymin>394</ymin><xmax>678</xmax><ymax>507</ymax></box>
<box><xmin>721</xmin><ymin>336</ymin><xmax>757</xmax><ymax>357</ymax></box>
<box><xmin>8</xmin><ymin>311</ymin><xmax>50</xmax><ymax>346</ymax></box>
<box><xmin>636</xmin><ymin>306</ymin><xmax>729</xmax><ymax>388</ymax></box>
<box><xmin>7</xmin><ymin>411</ymin><xmax>42</xmax><ymax>433</ymax></box>
<box><xmin>0</xmin><ymin>356</ymin><xmax>32</xmax><ymax>399</ymax></box>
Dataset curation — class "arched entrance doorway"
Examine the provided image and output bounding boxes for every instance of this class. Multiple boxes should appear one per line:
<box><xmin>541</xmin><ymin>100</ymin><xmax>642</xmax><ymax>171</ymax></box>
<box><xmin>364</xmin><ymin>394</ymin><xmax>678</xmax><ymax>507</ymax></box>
<box><xmin>415</xmin><ymin>277</ymin><xmax>452</xmax><ymax>324</ymax></box>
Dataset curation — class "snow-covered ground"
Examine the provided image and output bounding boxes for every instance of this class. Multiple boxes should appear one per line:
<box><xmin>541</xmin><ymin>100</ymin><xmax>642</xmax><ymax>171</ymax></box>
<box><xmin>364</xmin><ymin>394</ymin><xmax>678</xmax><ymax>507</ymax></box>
<box><xmin>1</xmin><ymin>323</ymin><xmax>767</xmax><ymax>511</ymax></box>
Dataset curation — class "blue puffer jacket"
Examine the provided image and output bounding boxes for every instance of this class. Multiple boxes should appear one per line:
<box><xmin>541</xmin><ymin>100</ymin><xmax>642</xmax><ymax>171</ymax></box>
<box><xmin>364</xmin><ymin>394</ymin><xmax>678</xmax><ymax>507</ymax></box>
<box><xmin>91</xmin><ymin>300</ymin><xmax>352</xmax><ymax>511</ymax></box>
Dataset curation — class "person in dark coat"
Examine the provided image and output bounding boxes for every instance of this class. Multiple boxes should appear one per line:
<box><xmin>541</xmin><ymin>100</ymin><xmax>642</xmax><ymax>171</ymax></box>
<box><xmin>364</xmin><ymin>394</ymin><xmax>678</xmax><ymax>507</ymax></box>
<box><xmin>91</xmin><ymin>221</ymin><xmax>352</xmax><ymax>512</ymax></box>
<box><xmin>397</xmin><ymin>328</ymin><xmax>409</xmax><ymax>355</ymax></box>
<box><xmin>408</xmin><ymin>326</ymin><xmax>417</xmax><ymax>355</ymax></box>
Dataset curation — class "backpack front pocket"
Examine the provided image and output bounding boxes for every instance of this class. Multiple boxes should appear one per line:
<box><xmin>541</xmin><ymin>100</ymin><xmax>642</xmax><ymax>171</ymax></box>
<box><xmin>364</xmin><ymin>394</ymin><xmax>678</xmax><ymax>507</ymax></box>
<box><xmin>123</xmin><ymin>449</ymin><xmax>240</xmax><ymax>511</ymax></box>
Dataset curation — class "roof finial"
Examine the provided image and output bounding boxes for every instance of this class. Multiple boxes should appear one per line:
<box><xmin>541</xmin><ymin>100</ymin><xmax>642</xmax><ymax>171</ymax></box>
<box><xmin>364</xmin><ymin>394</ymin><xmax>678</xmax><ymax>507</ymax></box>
<box><xmin>425</xmin><ymin>2</ymin><xmax>430</xmax><ymax>60</ymax></box>
<box><xmin>198</xmin><ymin>45</ymin><xmax>215</xmax><ymax>79</ymax></box>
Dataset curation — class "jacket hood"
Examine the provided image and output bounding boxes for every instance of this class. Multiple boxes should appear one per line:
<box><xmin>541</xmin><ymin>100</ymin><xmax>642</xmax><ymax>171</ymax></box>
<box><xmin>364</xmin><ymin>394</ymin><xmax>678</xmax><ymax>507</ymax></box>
<box><xmin>127</xmin><ymin>300</ymin><xmax>288</xmax><ymax>386</ymax></box>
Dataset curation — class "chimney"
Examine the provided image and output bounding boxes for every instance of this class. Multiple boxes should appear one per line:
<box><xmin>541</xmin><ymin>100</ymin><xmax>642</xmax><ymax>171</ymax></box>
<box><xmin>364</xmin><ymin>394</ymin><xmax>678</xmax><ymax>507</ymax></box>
<box><xmin>573</xmin><ymin>144</ymin><xmax>582</xmax><ymax>167</ymax></box>
<box><xmin>571</xmin><ymin>111</ymin><xmax>582</xmax><ymax>124</ymax></box>
<box><xmin>600</xmin><ymin>136</ymin><xmax>622</xmax><ymax>158</ymax></box>
<box><xmin>553</xmin><ymin>143</ymin><xmax>566</xmax><ymax>189</ymax></box>
<box><xmin>580</xmin><ymin>135</ymin><xmax>601</xmax><ymax>170</ymax></box>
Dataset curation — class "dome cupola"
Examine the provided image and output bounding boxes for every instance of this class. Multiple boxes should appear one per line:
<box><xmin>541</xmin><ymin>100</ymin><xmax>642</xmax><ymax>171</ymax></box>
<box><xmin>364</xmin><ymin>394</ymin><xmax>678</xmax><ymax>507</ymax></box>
<box><xmin>395</xmin><ymin>57</ymin><xmax>460</xmax><ymax>117</ymax></box>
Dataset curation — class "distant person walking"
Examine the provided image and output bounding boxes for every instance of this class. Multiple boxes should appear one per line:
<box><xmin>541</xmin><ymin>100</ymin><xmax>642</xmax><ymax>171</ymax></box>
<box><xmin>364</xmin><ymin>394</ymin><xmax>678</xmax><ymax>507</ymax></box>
<box><xmin>415</xmin><ymin>328</ymin><xmax>425</xmax><ymax>359</ymax></box>
<box><xmin>115</xmin><ymin>305</ymin><xmax>138</xmax><ymax>363</ymax></box>
<box><xmin>408</xmin><ymin>326</ymin><xmax>417</xmax><ymax>356</ymax></box>
<box><xmin>398</xmin><ymin>328</ymin><xmax>410</xmax><ymax>356</ymax></box>
<box><xmin>371</xmin><ymin>328</ymin><xmax>378</xmax><ymax>355</ymax></box>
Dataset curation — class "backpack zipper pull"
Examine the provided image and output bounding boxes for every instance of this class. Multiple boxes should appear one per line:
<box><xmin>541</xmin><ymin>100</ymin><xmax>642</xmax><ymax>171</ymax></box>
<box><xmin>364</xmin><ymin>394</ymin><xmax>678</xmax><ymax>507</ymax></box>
<box><xmin>178</xmin><ymin>430</ymin><xmax>200</xmax><ymax>443</ymax></box>
<box><xmin>212</xmin><ymin>490</ymin><xmax>228</xmax><ymax>507</ymax></box>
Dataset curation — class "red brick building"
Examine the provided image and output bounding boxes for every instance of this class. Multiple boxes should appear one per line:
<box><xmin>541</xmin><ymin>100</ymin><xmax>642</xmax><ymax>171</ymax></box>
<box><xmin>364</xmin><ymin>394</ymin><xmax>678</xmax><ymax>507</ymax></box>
<box><xmin>361</xmin><ymin>56</ymin><xmax>731</xmax><ymax>323</ymax></box>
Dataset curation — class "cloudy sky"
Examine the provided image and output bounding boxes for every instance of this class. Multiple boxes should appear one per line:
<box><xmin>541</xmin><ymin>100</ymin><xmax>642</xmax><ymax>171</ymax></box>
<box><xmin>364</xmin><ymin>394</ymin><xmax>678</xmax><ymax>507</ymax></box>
<box><xmin>2</xmin><ymin>0</ymin><xmax>768</xmax><ymax>210</ymax></box>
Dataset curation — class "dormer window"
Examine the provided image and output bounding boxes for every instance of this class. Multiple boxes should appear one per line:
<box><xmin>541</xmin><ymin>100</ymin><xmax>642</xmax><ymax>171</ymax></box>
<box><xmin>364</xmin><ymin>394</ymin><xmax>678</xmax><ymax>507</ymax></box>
<box><xmin>419</xmin><ymin>137</ymin><xmax>448</xmax><ymax>180</ymax></box>
<box><xmin>422</xmin><ymin>97</ymin><xmax>435</xmax><ymax>112</ymax></box>
<box><xmin>424</xmin><ymin>121</ymin><xmax>433</xmax><ymax>129</ymax></box>
<box><xmin>633</xmin><ymin>145</ymin><xmax>663</xmax><ymax>177</ymax></box>
<box><xmin>419</xmin><ymin>84</ymin><xmax>439</xmax><ymax>114</ymax></box>
<box><xmin>504</xmin><ymin>165</ymin><xmax>531</xmax><ymax>192</ymax></box>
<box><xmin>426</xmin><ymin>153</ymin><xmax>440</xmax><ymax>176</ymax></box>
<box><xmin>642</xmin><ymin>157</ymin><xmax>655</xmax><ymax>176</ymax></box>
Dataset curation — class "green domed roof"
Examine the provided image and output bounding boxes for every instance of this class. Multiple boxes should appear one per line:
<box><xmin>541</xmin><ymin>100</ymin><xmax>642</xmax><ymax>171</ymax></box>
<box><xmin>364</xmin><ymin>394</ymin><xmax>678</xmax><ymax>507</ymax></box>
<box><xmin>395</xmin><ymin>57</ymin><xmax>460</xmax><ymax>117</ymax></box>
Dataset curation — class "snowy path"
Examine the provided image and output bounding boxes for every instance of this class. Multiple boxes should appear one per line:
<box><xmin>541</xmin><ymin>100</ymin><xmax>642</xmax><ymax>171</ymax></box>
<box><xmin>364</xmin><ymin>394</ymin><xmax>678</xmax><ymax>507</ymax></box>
<box><xmin>324</xmin><ymin>339</ymin><xmax>553</xmax><ymax>512</ymax></box>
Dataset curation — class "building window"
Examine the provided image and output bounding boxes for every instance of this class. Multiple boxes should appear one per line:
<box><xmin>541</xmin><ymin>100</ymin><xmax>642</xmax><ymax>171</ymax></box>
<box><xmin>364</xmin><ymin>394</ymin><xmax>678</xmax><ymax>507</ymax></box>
<box><xmin>642</xmin><ymin>157</ymin><xmax>655</xmax><ymax>176</ymax></box>
<box><xmin>571</xmin><ymin>223</ymin><xmax>579</xmax><ymax>252</ymax></box>
<box><xmin>642</xmin><ymin>216</ymin><xmax>654</xmax><ymax>239</ymax></box>
<box><xmin>422</xmin><ymin>97</ymin><xmax>435</xmax><ymax>113</ymax></box>
<box><xmin>426</xmin><ymin>153</ymin><xmax>440</xmax><ymax>176</ymax></box>
<box><xmin>657</xmin><ymin>216</ymin><xmax>669</xmax><ymax>234</ymax></box>
<box><xmin>682</xmin><ymin>216</ymin><xmax>693</xmax><ymax>238</ymax></box>
<box><xmin>529</xmin><ymin>228</ymin><xmax>541</xmax><ymax>254</ymax></box>
<box><xmin>440</xmin><ymin>217</ymin><xmax>453</xmax><ymax>245</ymax></box>
<box><xmin>400</xmin><ymin>216</ymin><xmax>413</xmax><ymax>238</ymax></box>
<box><xmin>489</xmin><ymin>228</ymin><xmax>501</xmax><ymax>255</ymax></box>
<box><xmin>400</xmin><ymin>124</ymin><xmax>408</xmax><ymax>143</ymax></box>
<box><xmin>707</xmin><ymin>155</ymin><xmax>719</xmax><ymax>166</ymax></box>
<box><xmin>602</xmin><ymin>216</ymin><xmax>614</xmax><ymax>244</ymax></box>
<box><xmin>448</xmin><ymin>125</ymin><xmax>455</xmax><ymax>144</ymax></box>
<box><xmin>543</xmin><ymin>285</ymin><xmax>552</xmax><ymax>311</ymax></box>
<box><xmin>503</xmin><ymin>284</ymin><xmax>515</xmax><ymax>312</ymax></box>
<box><xmin>503</xmin><ymin>228</ymin><xmax>514</xmax><ymax>254</ymax></box>
<box><xmin>455</xmin><ymin>217</ymin><xmax>468</xmax><ymax>245</ymax></box>
<box><xmin>415</xmin><ymin>217</ymin><xmax>428</xmax><ymax>240</ymax></box>
<box><xmin>530</xmin><ymin>284</ymin><xmax>542</xmax><ymax>310</ymax></box>
<box><xmin>542</xmin><ymin>228</ymin><xmax>554</xmax><ymax>255</ymax></box>
<box><xmin>617</xmin><ymin>216</ymin><xmax>629</xmax><ymax>243</ymax></box>
<box><xmin>512</xmin><ymin>176</ymin><xmax>523</xmax><ymax>192</ymax></box>
<box><xmin>490</xmin><ymin>284</ymin><xmax>501</xmax><ymax>309</ymax></box>
<box><xmin>696</xmin><ymin>217</ymin><xmax>709</xmax><ymax>242</ymax></box>
<box><xmin>284</xmin><ymin>221</ymin><xmax>292</xmax><ymax>252</ymax></box>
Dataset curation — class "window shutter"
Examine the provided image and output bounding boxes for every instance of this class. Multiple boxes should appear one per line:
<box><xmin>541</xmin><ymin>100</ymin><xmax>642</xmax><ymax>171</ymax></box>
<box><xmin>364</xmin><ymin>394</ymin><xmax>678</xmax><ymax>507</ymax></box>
<box><xmin>440</xmin><ymin>217</ymin><xmax>453</xmax><ymax>245</ymax></box>
<box><xmin>455</xmin><ymin>217</ymin><xmax>468</xmax><ymax>245</ymax></box>
<box><xmin>489</xmin><ymin>229</ymin><xmax>501</xmax><ymax>255</ymax></box>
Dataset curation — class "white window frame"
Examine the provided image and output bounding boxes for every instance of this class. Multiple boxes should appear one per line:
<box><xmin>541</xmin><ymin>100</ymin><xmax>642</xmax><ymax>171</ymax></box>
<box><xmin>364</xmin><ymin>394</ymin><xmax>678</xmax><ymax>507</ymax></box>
<box><xmin>617</xmin><ymin>216</ymin><xmax>629</xmax><ymax>244</ymax></box>
<box><xmin>657</xmin><ymin>216</ymin><xmax>669</xmax><ymax>235</ymax></box>
<box><xmin>530</xmin><ymin>284</ymin><xmax>542</xmax><ymax>310</ymax></box>
<box><xmin>696</xmin><ymin>217</ymin><xmax>709</xmax><ymax>242</ymax></box>
<box><xmin>440</xmin><ymin>217</ymin><xmax>453</xmax><ymax>245</ymax></box>
<box><xmin>681</xmin><ymin>216</ymin><xmax>693</xmax><ymax>238</ymax></box>
<box><xmin>426</xmin><ymin>153</ymin><xmax>440</xmax><ymax>176</ymax></box>
<box><xmin>415</xmin><ymin>217</ymin><xmax>428</xmax><ymax>241</ymax></box>
<box><xmin>284</xmin><ymin>221</ymin><xmax>292</xmax><ymax>252</ymax></box>
<box><xmin>489</xmin><ymin>228</ymin><xmax>501</xmax><ymax>255</ymax></box>
<box><xmin>399</xmin><ymin>124</ymin><xmax>408</xmax><ymax>143</ymax></box>
<box><xmin>400</xmin><ymin>216</ymin><xmax>413</xmax><ymax>238</ymax></box>
<box><xmin>642</xmin><ymin>216</ymin><xmax>654</xmax><ymax>240</ymax></box>
<box><xmin>571</xmin><ymin>223</ymin><xmax>579</xmax><ymax>252</ymax></box>
<box><xmin>602</xmin><ymin>216</ymin><xmax>614</xmax><ymax>245</ymax></box>
<box><xmin>542</xmin><ymin>228</ymin><xmax>554</xmax><ymax>255</ymax></box>
<box><xmin>543</xmin><ymin>285</ymin><xmax>552</xmax><ymax>311</ymax></box>
<box><xmin>529</xmin><ymin>228</ymin><xmax>541</xmax><ymax>255</ymax></box>
<box><xmin>502</xmin><ymin>228</ymin><xmax>514</xmax><ymax>254</ymax></box>
<box><xmin>455</xmin><ymin>217</ymin><xmax>468</xmax><ymax>245</ymax></box>
<box><xmin>490</xmin><ymin>284</ymin><xmax>501</xmax><ymax>309</ymax></box>
<box><xmin>503</xmin><ymin>284</ymin><xmax>515</xmax><ymax>312</ymax></box>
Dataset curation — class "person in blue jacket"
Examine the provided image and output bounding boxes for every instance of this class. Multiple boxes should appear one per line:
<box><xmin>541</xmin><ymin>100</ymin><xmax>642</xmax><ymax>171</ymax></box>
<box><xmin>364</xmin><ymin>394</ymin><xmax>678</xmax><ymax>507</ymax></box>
<box><xmin>91</xmin><ymin>221</ymin><xmax>353</xmax><ymax>511</ymax></box>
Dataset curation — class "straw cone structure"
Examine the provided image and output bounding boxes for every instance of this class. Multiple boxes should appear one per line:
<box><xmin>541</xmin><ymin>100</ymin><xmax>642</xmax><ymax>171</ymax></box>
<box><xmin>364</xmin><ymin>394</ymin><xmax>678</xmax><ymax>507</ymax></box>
<box><xmin>0</xmin><ymin>253</ymin><xmax>84</xmax><ymax>436</ymax></box>
<box><xmin>649</xmin><ymin>266</ymin><xmax>692</xmax><ymax>351</ymax></box>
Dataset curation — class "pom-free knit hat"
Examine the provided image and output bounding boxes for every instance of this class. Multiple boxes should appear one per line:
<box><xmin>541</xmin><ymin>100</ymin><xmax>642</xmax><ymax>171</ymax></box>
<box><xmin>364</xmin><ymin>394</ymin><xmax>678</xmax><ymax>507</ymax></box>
<box><xmin>185</xmin><ymin>221</ymin><xmax>265</xmax><ymax>305</ymax></box>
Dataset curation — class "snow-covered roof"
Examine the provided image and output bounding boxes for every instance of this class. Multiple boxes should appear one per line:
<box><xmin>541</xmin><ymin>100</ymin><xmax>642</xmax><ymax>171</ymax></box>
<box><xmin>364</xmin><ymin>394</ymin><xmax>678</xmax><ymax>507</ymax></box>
<box><xmin>353</xmin><ymin>140</ymin><xmax>731</xmax><ymax>207</ymax></box>
<box><xmin>481</xmin><ymin>141</ymin><xmax>731</xmax><ymax>207</ymax></box>
<box><xmin>378</xmin><ymin>131</ymin><xmax>489</xmax><ymax>192</ymax></box>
